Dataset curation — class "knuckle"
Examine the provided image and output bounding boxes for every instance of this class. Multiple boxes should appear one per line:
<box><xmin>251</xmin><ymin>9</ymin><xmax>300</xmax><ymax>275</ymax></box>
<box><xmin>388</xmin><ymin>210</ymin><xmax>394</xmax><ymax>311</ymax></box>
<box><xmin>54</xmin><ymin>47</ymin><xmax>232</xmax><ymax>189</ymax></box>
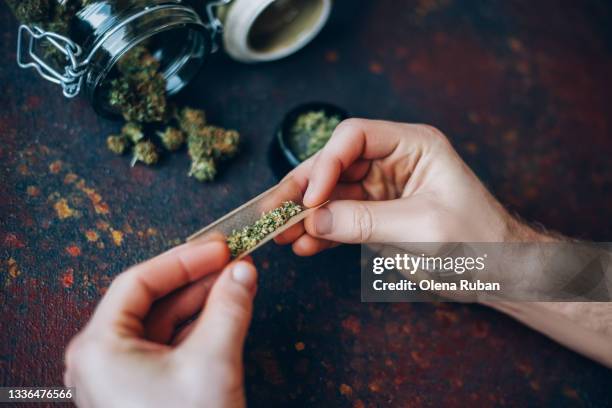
<box><xmin>109</xmin><ymin>270</ymin><xmax>130</xmax><ymax>289</ymax></box>
<box><xmin>416</xmin><ymin>124</ymin><xmax>449</xmax><ymax>145</ymax></box>
<box><xmin>352</xmin><ymin>203</ymin><xmax>374</xmax><ymax>242</ymax></box>
<box><xmin>217</xmin><ymin>290</ymin><xmax>252</xmax><ymax>321</ymax></box>
<box><xmin>337</xmin><ymin>117</ymin><xmax>363</xmax><ymax>131</ymax></box>
<box><xmin>333</xmin><ymin>118</ymin><xmax>364</xmax><ymax>138</ymax></box>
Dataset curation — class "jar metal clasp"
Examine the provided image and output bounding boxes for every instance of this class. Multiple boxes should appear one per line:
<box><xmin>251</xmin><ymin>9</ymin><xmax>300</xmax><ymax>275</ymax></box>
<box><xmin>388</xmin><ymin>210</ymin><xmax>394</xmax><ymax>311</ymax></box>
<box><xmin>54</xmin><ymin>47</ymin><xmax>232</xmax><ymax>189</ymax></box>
<box><xmin>16</xmin><ymin>25</ymin><xmax>88</xmax><ymax>98</ymax></box>
<box><xmin>205</xmin><ymin>0</ymin><xmax>232</xmax><ymax>52</ymax></box>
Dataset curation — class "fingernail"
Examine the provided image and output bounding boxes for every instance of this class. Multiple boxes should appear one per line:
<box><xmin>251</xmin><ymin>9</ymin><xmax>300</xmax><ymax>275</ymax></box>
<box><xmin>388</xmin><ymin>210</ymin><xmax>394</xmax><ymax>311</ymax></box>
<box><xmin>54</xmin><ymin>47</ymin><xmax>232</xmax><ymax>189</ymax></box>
<box><xmin>314</xmin><ymin>207</ymin><xmax>333</xmax><ymax>235</ymax></box>
<box><xmin>232</xmin><ymin>262</ymin><xmax>257</xmax><ymax>289</ymax></box>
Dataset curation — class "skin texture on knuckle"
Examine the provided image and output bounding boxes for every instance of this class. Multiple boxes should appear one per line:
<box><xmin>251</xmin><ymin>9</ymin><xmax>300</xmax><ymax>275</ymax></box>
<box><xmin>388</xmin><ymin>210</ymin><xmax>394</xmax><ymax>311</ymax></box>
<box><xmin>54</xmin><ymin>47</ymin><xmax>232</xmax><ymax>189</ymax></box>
<box><xmin>335</xmin><ymin>118</ymin><xmax>365</xmax><ymax>136</ymax></box>
<box><xmin>108</xmin><ymin>269</ymin><xmax>133</xmax><ymax>292</ymax></box>
<box><xmin>414</xmin><ymin>124</ymin><xmax>451</xmax><ymax>149</ymax></box>
<box><xmin>351</xmin><ymin>202</ymin><xmax>374</xmax><ymax>242</ymax></box>
<box><xmin>215</xmin><ymin>285</ymin><xmax>253</xmax><ymax>322</ymax></box>
<box><xmin>326</xmin><ymin>118</ymin><xmax>366</xmax><ymax>159</ymax></box>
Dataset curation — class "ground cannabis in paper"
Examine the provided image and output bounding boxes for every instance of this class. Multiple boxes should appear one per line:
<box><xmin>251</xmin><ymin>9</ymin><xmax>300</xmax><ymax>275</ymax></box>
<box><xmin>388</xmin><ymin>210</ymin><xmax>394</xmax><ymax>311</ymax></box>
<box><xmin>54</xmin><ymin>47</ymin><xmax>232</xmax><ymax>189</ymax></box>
<box><xmin>227</xmin><ymin>201</ymin><xmax>304</xmax><ymax>257</ymax></box>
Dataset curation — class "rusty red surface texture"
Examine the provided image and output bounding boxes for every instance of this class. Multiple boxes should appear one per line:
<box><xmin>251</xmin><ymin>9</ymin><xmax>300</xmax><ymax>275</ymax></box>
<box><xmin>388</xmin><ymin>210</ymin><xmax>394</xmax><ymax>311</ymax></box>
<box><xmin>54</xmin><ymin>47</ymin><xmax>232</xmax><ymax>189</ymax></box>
<box><xmin>1</xmin><ymin>0</ymin><xmax>611</xmax><ymax>406</ymax></box>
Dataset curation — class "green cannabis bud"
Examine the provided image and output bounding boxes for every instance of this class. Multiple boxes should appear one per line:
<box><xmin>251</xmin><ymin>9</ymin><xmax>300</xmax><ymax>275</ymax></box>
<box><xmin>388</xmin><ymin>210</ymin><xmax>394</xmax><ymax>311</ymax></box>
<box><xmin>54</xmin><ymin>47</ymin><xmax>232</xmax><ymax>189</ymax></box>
<box><xmin>187</xmin><ymin>126</ymin><xmax>240</xmax><ymax>160</ymax></box>
<box><xmin>108</xmin><ymin>46</ymin><xmax>167</xmax><ymax>123</ymax></box>
<box><xmin>208</xmin><ymin>127</ymin><xmax>240</xmax><ymax>158</ymax></box>
<box><xmin>180</xmin><ymin>107</ymin><xmax>240</xmax><ymax>182</ymax></box>
<box><xmin>157</xmin><ymin>127</ymin><xmax>185</xmax><ymax>151</ymax></box>
<box><xmin>121</xmin><ymin>122</ymin><xmax>144</xmax><ymax>144</ymax></box>
<box><xmin>290</xmin><ymin>110</ymin><xmax>341</xmax><ymax>161</ymax></box>
<box><xmin>132</xmin><ymin>140</ymin><xmax>159</xmax><ymax>166</ymax></box>
<box><xmin>116</xmin><ymin>45</ymin><xmax>159</xmax><ymax>76</ymax></box>
<box><xmin>106</xmin><ymin>134</ymin><xmax>128</xmax><ymax>155</ymax></box>
<box><xmin>188</xmin><ymin>157</ymin><xmax>217</xmax><ymax>182</ymax></box>
<box><xmin>177</xmin><ymin>107</ymin><xmax>207</xmax><ymax>135</ymax></box>
<box><xmin>226</xmin><ymin>201</ymin><xmax>304</xmax><ymax>257</ymax></box>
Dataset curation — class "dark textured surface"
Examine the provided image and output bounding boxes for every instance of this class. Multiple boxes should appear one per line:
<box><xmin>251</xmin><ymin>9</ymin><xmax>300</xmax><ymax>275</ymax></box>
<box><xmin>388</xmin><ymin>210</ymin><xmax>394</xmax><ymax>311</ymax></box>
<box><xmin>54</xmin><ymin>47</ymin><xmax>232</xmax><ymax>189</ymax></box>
<box><xmin>1</xmin><ymin>0</ymin><xmax>612</xmax><ymax>406</ymax></box>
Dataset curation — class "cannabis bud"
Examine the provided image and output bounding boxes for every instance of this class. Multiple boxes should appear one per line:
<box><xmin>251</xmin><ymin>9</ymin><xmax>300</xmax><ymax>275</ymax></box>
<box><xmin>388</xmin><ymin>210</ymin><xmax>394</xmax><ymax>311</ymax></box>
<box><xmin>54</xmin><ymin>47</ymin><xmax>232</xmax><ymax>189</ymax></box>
<box><xmin>188</xmin><ymin>157</ymin><xmax>217</xmax><ymax>182</ymax></box>
<box><xmin>132</xmin><ymin>140</ymin><xmax>159</xmax><ymax>166</ymax></box>
<box><xmin>188</xmin><ymin>126</ymin><xmax>240</xmax><ymax>160</ymax></box>
<box><xmin>121</xmin><ymin>122</ymin><xmax>144</xmax><ymax>144</ymax></box>
<box><xmin>226</xmin><ymin>201</ymin><xmax>304</xmax><ymax>257</ymax></box>
<box><xmin>208</xmin><ymin>127</ymin><xmax>240</xmax><ymax>158</ymax></box>
<box><xmin>180</xmin><ymin>107</ymin><xmax>240</xmax><ymax>182</ymax></box>
<box><xmin>177</xmin><ymin>107</ymin><xmax>207</xmax><ymax>135</ymax></box>
<box><xmin>106</xmin><ymin>134</ymin><xmax>128</xmax><ymax>155</ymax></box>
<box><xmin>157</xmin><ymin>127</ymin><xmax>185</xmax><ymax>151</ymax></box>
<box><xmin>109</xmin><ymin>46</ymin><xmax>167</xmax><ymax>123</ymax></box>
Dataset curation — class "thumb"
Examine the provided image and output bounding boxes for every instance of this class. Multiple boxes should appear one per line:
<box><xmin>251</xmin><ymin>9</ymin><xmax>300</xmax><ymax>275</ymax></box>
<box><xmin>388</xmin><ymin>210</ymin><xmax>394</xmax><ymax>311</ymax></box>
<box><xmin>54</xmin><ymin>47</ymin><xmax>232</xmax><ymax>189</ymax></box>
<box><xmin>180</xmin><ymin>261</ymin><xmax>257</xmax><ymax>363</ymax></box>
<box><xmin>304</xmin><ymin>198</ymin><xmax>432</xmax><ymax>243</ymax></box>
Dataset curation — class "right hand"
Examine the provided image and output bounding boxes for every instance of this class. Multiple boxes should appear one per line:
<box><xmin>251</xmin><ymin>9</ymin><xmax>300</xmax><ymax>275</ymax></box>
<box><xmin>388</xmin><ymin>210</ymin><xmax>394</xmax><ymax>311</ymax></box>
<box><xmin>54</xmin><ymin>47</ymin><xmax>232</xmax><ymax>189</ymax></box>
<box><xmin>276</xmin><ymin>119</ymin><xmax>612</xmax><ymax>369</ymax></box>
<box><xmin>276</xmin><ymin>118</ymin><xmax>540</xmax><ymax>254</ymax></box>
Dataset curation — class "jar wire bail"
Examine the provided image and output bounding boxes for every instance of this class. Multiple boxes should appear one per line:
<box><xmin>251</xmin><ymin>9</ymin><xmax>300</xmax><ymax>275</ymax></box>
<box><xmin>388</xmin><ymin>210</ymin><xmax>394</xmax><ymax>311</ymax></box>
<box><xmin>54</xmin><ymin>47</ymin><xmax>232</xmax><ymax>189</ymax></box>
<box><xmin>205</xmin><ymin>0</ymin><xmax>233</xmax><ymax>52</ymax></box>
<box><xmin>16</xmin><ymin>25</ymin><xmax>88</xmax><ymax>98</ymax></box>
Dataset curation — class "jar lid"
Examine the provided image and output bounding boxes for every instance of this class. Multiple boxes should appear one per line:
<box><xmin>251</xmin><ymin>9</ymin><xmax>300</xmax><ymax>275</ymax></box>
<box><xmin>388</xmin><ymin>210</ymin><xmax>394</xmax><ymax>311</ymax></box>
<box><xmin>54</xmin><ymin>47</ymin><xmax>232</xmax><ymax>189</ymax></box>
<box><xmin>223</xmin><ymin>0</ymin><xmax>332</xmax><ymax>62</ymax></box>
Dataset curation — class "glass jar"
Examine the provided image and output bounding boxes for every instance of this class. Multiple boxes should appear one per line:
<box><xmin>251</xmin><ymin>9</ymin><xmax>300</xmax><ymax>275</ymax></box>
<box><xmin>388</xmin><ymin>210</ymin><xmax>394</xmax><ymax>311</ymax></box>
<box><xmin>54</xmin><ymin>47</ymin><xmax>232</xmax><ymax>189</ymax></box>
<box><xmin>17</xmin><ymin>0</ymin><xmax>223</xmax><ymax>117</ymax></box>
<box><xmin>16</xmin><ymin>0</ymin><xmax>333</xmax><ymax>116</ymax></box>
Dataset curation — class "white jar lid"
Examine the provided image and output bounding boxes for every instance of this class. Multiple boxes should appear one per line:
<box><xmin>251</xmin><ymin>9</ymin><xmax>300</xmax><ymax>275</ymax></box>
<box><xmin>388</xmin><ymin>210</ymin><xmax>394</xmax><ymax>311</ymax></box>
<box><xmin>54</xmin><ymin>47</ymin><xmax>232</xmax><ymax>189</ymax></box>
<box><xmin>223</xmin><ymin>0</ymin><xmax>332</xmax><ymax>63</ymax></box>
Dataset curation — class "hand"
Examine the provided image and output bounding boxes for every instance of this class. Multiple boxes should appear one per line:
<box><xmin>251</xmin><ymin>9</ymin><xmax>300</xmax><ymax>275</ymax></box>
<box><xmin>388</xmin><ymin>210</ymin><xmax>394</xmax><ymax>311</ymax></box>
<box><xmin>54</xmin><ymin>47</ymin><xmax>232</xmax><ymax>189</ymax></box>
<box><xmin>64</xmin><ymin>240</ymin><xmax>258</xmax><ymax>408</ymax></box>
<box><xmin>274</xmin><ymin>118</ymin><xmax>612</xmax><ymax>368</ymax></box>
<box><xmin>276</xmin><ymin>118</ymin><xmax>543</xmax><ymax>254</ymax></box>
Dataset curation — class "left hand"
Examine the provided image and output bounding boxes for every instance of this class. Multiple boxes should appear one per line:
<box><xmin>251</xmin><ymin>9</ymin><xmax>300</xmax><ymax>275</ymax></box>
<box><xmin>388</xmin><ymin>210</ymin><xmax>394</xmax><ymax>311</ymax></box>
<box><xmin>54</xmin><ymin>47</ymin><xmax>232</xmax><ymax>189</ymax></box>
<box><xmin>64</xmin><ymin>240</ymin><xmax>258</xmax><ymax>408</ymax></box>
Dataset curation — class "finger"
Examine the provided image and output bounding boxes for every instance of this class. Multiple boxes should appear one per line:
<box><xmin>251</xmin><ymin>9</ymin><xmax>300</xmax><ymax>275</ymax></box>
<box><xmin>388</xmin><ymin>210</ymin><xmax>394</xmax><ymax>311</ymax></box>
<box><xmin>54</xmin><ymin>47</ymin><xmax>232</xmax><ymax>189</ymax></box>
<box><xmin>303</xmin><ymin>119</ymin><xmax>406</xmax><ymax>207</ymax></box>
<box><xmin>170</xmin><ymin>276</ymin><xmax>255</xmax><ymax>346</ymax></box>
<box><xmin>275</xmin><ymin>183</ymin><xmax>367</xmax><ymax>247</ymax></box>
<box><xmin>339</xmin><ymin>159</ymin><xmax>371</xmax><ymax>182</ymax></box>
<box><xmin>292</xmin><ymin>234</ymin><xmax>335</xmax><ymax>256</ymax></box>
<box><xmin>281</xmin><ymin>150</ymin><xmax>319</xmax><ymax>191</ymax></box>
<box><xmin>144</xmin><ymin>273</ymin><xmax>219</xmax><ymax>344</ymax></box>
<box><xmin>329</xmin><ymin>183</ymin><xmax>369</xmax><ymax>201</ymax></box>
<box><xmin>304</xmin><ymin>198</ymin><xmax>432</xmax><ymax>243</ymax></box>
<box><xmin>274</xmin><ymin>222</ymin><xmax>305</xmax><ymax>245</ymax></box>
<box><xmin>279</xmin><ymin>151</ymin><xmax>321</xmax><ymax>208</ymax></box>
<box><xmin>93</xmin><ymin>241</ymin><xmax>230</xmax><ymax>331</ymax></box>
<box><xmin>180</xmin><ymin>261</ymin><xmax>257</xmax><ymax>364</ymax></box>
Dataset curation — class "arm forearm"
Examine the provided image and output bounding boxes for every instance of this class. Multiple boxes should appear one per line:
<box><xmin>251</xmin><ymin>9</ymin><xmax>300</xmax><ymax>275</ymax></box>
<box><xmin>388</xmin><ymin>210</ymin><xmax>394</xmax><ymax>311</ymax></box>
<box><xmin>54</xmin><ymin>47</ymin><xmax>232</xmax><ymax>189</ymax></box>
<box><xmin>484</xmin><ymin>221</ymin><xmax>612</xmax><ymax>368</ymax></box>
